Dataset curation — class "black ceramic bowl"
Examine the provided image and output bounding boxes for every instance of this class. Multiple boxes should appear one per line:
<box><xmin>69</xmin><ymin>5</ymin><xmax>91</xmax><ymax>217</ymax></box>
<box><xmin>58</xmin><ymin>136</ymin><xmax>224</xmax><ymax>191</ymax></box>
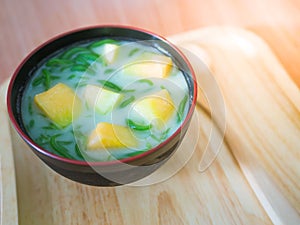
<box><xmin>7</xmin><ymin>25</ymin><xmax>197</xmax><ymax>186</ymax></box>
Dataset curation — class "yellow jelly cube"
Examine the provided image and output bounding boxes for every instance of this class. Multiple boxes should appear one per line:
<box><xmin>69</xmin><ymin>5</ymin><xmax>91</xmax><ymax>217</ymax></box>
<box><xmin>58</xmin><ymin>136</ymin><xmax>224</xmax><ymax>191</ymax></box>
<box><xmin>87</xmin><ymin>122</ymin><xmax>138</xmax><ymax>150</ymax></box>
<box><xmin>84</xmin><ymin>84</ymin><xmax>123</xmax><ymax>115</ymax></box>
<box><xmin>34</xmin><ymin>83</ymin><xmax>82</xmax><ymax>127</ymax></box>
<box><xmin>132</xmin><ymin>89</ymin><xmax>175</xmax><ymax>126</ymax></box>
<box><xmin>123</xmin><ymin>52</ymin><xmax>173</xmax><ymax>78</ymax></box>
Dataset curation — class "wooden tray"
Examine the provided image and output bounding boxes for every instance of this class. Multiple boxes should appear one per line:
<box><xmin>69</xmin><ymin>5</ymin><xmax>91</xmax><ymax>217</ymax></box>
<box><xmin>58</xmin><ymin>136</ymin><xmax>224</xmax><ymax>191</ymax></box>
<box><xmin>0</xmin><ymin>81</ymin><xmax>18</xmax><ymax>225</ymax></box>
<box><xmin>1</xmin><ymin>27</ymin><xmax>299</xmax><ymax>225</ymax></box>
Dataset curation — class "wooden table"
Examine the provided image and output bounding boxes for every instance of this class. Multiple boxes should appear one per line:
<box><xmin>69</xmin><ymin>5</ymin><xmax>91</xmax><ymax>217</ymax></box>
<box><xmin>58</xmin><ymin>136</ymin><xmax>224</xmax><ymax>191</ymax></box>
<box><xmin>1</xmin><ymin>0</ymin><xmax>299</xmax><ymax>224</ymax></box>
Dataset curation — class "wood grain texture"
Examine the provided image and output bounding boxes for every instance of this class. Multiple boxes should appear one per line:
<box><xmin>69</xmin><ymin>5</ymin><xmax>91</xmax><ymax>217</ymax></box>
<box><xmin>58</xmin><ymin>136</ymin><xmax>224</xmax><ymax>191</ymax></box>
<box><xmin>1</xmin><ymin>0</ymin><xmax>300</xmax><ymax>87</ymax></box>
<box><xmin>170</xmin><ymin>26</ymin><xmax>300</xmax><ymax>219</ymax></box>
<box><xmin>0</xmin><ymin>83</ymin><xmax>18</xmax><ymax>225</ymax></box>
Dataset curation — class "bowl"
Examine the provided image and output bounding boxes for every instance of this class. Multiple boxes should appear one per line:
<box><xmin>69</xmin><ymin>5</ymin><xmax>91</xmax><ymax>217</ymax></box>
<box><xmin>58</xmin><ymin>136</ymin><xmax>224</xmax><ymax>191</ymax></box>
<box><xmin>7</xmin><ymin>25</ymin><xmax>197</xmax><ymax>186</ymax></box>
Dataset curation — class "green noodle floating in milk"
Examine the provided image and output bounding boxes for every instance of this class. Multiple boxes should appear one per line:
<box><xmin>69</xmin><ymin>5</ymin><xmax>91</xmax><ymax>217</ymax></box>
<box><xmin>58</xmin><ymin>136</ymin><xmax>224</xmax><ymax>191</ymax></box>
<box><xmin>21</xmin><ymin>39</ymin><xmax>190</xmax><ymax>161</ymax></box>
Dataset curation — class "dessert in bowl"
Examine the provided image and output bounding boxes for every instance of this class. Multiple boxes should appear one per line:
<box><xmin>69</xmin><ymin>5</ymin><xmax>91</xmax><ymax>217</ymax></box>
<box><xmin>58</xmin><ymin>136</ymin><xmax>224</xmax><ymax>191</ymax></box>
<box><xmin>7</xmin><ymin>25</ymin><xmax>197</xmax><ymax>186</ymax></box>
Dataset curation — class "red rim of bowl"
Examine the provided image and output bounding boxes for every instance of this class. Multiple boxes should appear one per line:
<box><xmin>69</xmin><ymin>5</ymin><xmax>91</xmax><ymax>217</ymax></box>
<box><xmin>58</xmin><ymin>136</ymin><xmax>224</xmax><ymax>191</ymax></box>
<box><xmin>7</xmin><ymin>24</ymin><xmax>198</xmax><ymax>167</ymax></box>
